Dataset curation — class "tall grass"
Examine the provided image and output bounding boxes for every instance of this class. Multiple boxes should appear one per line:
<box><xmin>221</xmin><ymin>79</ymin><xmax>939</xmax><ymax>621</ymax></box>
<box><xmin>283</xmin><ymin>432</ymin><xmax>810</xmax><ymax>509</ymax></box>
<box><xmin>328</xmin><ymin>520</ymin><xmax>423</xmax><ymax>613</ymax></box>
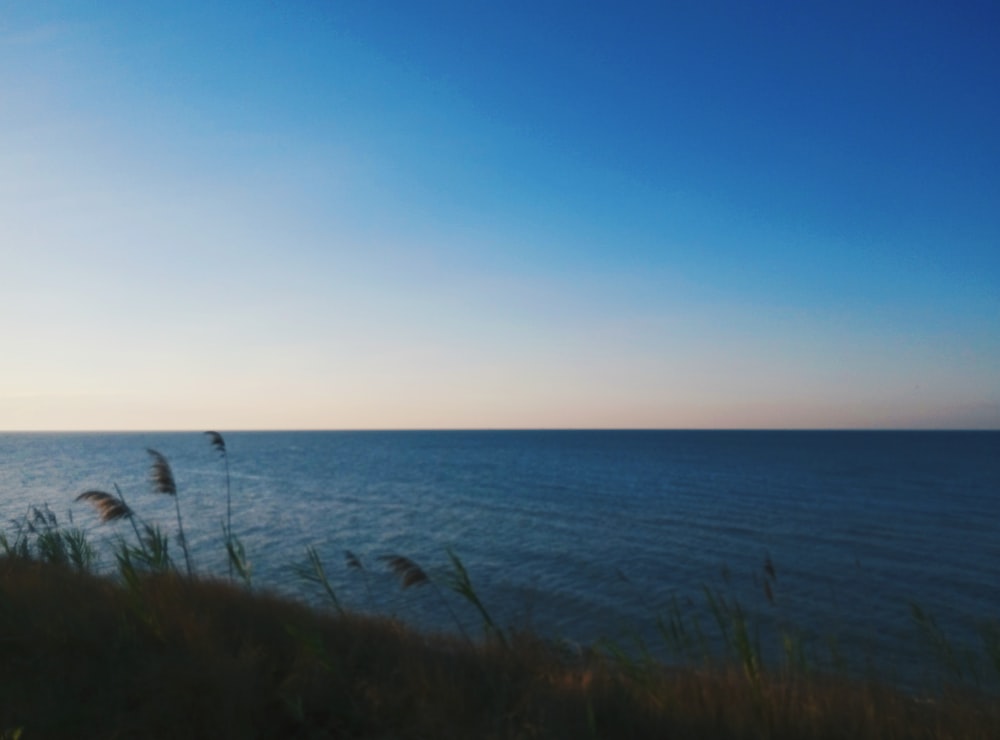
<box><xmin>204</xmin><ymin>431</ymin><xmax>241</xmax><ymax>582</ymax></box>
<box><xmin>146</xmin><ymin>448</ymin><xmax>192</xmax><ymax>576</ymax></box>
<box><xmin>3</xmin><ymin>557</ymin><xmax>998</xmax><ymax>739</ymax></box>
<box><xmin>292</xmin><ymin>546</ymin><xmax>344</xmax><ymax>615</ymax></box>
<box><xmin>0</xmin><ymin>504</ymin><xmax>95</xmax><ymax>572</ymax></box>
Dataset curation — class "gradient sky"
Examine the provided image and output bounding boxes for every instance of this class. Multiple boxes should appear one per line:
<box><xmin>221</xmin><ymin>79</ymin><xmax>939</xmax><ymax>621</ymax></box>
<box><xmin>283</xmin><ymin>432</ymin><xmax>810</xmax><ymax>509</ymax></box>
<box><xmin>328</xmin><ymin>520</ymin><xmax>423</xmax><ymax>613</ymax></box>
<box><xmin>2</xmin><ymin>1</ymin><xmax>998</xmax><ymax>430</ymax></box>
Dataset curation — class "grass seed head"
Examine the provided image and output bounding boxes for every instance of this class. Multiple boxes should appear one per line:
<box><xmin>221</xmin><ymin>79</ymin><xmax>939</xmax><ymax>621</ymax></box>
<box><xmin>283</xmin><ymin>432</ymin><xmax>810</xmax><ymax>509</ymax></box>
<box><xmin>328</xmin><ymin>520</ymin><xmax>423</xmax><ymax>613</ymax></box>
<box><xmin>76</xmin><ymin>490</ymin><xmax>133</xmax><ymax>522</ymax></box>
<box><xmin>380</xmin><ymin>555</ymin><xmax>430</xmax><ymax>588</ymax></box>
<box><xmin>147</xmin><ymin>449</ymin><xmax>177</xmax><ymax>496</ymax></box>
<box><xmin>204</xmin><ymin>431</ymin><xmax>226</xmax><ymax>456</ymax></box>
<box><xmin>345</xmin><ymin>550</ymin><xmax>364</xmax><ymax>570</ymax></box>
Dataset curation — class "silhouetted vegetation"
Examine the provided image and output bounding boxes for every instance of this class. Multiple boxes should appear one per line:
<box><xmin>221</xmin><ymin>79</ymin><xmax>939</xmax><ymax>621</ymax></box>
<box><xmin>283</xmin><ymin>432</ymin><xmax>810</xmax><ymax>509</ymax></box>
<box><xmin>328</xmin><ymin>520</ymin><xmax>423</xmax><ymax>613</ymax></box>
<box><xmin>1</xmin><ymin>433</ymin><xmax>997</xmax><ymax>738</ymax></box>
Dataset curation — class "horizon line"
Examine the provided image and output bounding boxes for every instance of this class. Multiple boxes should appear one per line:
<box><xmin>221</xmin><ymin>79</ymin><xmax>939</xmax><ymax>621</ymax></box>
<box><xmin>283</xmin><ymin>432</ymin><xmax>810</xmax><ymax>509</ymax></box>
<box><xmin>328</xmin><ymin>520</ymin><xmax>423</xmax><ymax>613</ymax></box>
<box><xmin>2</xmin><ymin>427</ymin><xmax>997</xmax><ymax>434</ymax></box>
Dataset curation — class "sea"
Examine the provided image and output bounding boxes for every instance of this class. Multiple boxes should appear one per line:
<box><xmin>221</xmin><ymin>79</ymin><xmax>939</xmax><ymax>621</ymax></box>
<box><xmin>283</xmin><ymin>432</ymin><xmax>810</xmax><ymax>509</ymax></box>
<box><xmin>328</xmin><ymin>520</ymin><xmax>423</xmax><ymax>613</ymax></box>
<box><xmin>2</xmin><ymin>430</ymin><xmax>998</xmax><ymax>691</ymax></box>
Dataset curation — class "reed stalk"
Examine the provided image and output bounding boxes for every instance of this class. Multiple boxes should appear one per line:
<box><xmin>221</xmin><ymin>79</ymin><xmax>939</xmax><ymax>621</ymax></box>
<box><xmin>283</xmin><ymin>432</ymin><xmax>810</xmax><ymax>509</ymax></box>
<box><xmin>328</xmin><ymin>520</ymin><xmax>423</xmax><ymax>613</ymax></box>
<box><xmin>204</xmin><ymin>431</ymin><xmax>235</xmax><ymax>579</ymax></box>
<box><xmin>292</xmin><ymin>546</ymin><xmax>344</xmax><ymax>615</ymax></box>
<box><xmin>345</xmin><ymin>550</ymin><xmax>376</xmax><ymax>611</ymax></box>
<box><xmin>443</xmin><ymin>547</ymin><xmax>506</xmax><ymax>647</ymax></box>
<box><xmin>147</xmin><ymin>448</ymin><xmax>192</xmax><ymax>576</ymax></box>
<box><xmin>381</xmin><ymin>553</ymin><xmax>472</xmax><ymax>642</ymax></box>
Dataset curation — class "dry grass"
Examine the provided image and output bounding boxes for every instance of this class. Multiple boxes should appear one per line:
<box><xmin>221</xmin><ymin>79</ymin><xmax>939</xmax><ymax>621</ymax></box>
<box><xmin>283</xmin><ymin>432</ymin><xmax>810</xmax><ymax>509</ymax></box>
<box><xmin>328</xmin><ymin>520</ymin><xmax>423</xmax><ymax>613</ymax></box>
<box><xmin>74</xmin><ymin>491</ymin><xmax>133</xmax><ymax>523</ymax></box>
<box><xmin>2</xmin><ymin>557</ymin><xmax>997</xmax><ymax>739</ymax></box>
<box><xmin>145</xmin><ymin>448</ymin><xmax>192</xmax><ymax>576</ymax></box>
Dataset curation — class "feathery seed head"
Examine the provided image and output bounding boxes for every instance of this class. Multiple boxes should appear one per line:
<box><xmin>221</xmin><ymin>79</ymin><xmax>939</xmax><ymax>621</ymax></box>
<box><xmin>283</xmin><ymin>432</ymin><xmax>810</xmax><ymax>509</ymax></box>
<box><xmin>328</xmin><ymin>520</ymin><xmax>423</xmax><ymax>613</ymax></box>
<box><xmin>76</xmin><ymin>490</ymin><xmax>133</xmax><ymax>522</ymax></box>
<box><xmin>204</xmin><ymin>431</ymin><xmax>226</xmax><ymax>456</ymax></box>
<box><xmin>147</xmin><ymin>448</ymin><xmax>177</xmax><ymax>496</ymax></box>
<box><xmin>380</xmin><ymin>554</ymin><xmax>430</xmax><ymax>588</ymax></box>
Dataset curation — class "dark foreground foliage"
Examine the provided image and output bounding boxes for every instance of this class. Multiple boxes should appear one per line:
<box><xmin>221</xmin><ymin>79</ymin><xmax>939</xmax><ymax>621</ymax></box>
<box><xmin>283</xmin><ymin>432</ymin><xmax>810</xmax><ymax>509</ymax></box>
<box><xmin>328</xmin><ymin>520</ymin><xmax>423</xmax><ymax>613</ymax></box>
<box><xmin>1</xmin><ymin>558</ymin><xmax>997</xmax><ymax>740</ymax></box>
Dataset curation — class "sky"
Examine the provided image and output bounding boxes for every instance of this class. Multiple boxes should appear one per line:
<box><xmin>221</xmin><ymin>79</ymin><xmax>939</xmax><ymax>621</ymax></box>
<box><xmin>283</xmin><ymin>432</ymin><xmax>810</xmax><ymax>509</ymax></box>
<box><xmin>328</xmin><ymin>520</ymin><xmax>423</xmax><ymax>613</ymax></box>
<box><xmin>1</xmin><ymin>1</ymin><xmax>998</xmax><ymax>431</ymax></box>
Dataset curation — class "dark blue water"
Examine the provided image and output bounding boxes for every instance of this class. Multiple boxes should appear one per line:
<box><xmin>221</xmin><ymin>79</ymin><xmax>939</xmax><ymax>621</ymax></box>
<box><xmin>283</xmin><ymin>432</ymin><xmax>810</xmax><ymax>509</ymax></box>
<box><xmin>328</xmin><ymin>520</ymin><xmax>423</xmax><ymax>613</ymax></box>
<box><xmin>2</xmin><ymin>430</ymin><xmax>998</xmax><ymax>690</ymax></box>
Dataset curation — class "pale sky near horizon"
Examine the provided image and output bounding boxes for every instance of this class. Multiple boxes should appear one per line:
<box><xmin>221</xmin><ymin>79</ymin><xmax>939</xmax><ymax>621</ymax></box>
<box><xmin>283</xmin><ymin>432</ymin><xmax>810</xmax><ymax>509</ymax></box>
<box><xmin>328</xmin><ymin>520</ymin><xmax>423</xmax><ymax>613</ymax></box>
<box><xmin>2</xmin><ymin>1</ymin><xmax>998</xmax><ymax>431</ymax></box>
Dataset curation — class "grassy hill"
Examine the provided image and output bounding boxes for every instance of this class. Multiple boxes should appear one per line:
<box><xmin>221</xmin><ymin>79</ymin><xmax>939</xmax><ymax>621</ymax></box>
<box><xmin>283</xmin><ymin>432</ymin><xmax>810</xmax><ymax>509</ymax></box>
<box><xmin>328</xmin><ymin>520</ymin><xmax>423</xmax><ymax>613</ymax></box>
<box><xmin>2</xmin><ymin>556</ymin><xmax>997</xmax><ymax>739</ymax></box>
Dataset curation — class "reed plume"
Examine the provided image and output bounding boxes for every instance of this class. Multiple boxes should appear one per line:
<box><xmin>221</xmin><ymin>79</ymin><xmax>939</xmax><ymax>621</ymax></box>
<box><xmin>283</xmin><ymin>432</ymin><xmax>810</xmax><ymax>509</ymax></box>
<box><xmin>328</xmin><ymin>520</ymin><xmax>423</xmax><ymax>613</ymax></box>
<box><xmin>380</xmin><ymin>555</ymin><xmax>430</xmax><ymax>588</ymax></box>
<box><xmin>345</xmin><ymin>550</ymin><xmax>364</xmax><ymax>571</ymax></box>
<box><xmin>381</xmin><ymin>553</ymin><xmax>472</xmax><ymax>641</ymax></box>
<box><xmin>76</xmin><ymin>490</ymin><xmax>133</xmax><ymax>522</ymax></box>
<box><xmin>205</xmin><ymin>431</ymin><xmax>234</xmax><ymax>580</ymax></box>
<box><xmin>345</xmin><ymin>550</ymin><xmax>379</xmax><ymax>611</ymax></box>
<box><xmin>205</xmin><ymin>430</ymin><xmax>226</xmax><ymax>456</ymax></box>
<box><xmin>146</xmin><ymin>448</ymin><xmax>192</xmax><ymax>576</ymax></box>
<box><xmin>147</xmin><ymin>449</ymin><xmax>177</xmax><ymax>495</ymax></box>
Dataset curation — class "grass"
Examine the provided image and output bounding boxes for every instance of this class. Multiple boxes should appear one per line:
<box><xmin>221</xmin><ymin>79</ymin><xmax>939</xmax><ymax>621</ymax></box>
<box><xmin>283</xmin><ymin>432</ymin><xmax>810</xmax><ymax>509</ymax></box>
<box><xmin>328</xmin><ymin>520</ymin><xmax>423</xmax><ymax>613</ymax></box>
<box><xmin>3</xmin><ymin>557</ymin><xmax>998</xmax><ymax>739</ymax></box>
<box><xmin>1</xmin><ymin>432</ymin><xmax>998</xmax><ymax>738</ymax></box>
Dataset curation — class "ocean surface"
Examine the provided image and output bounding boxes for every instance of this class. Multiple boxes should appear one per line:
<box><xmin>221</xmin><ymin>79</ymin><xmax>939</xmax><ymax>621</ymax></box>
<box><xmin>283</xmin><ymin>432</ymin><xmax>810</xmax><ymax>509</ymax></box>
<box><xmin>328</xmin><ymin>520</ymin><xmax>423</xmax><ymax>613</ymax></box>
<box><xmin>2</xmin><ymin>430</ymin><xmax>998</xmax><ymax>690</ymax></box>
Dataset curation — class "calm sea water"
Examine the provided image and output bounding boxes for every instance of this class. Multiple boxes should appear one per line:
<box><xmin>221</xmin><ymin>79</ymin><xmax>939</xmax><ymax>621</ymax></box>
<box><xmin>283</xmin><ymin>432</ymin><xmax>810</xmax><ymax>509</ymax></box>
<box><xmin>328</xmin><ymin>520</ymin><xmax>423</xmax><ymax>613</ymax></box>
<box><xmin>2</xmin><ymin>430</ymin><xmax>998</xmax><ymax>689</ymax></box>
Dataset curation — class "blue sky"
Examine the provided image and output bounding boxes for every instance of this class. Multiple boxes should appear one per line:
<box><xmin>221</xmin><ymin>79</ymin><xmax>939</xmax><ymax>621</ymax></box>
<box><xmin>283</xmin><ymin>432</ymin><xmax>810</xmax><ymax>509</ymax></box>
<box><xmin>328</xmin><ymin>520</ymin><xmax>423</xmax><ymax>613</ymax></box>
<box><xmin>2</xmin><ymin>1</ymin><xmax>998</xmax><ymax>430</ymax></box>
